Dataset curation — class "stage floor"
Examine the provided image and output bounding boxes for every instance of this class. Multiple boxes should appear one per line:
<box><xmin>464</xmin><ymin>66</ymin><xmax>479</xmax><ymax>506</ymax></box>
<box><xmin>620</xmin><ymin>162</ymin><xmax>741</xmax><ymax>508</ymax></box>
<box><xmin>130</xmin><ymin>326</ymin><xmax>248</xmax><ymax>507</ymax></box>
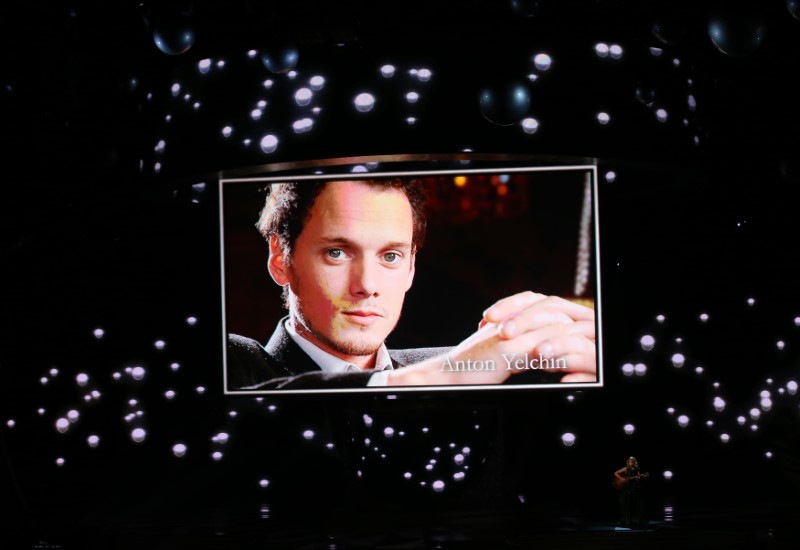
<box><xmin>3</xmin><ymin>500</ymin><xmax>799</xmax><ymax>549</ymax></box>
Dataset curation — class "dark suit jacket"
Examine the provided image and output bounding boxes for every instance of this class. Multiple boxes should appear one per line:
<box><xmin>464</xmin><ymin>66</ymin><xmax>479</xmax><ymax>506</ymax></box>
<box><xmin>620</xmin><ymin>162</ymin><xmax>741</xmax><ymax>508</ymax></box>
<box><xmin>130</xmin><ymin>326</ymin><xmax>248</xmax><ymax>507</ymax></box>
<box><xmin>226</xmin><ymin>318</ymin><xmax>449</xmax><ymax>390</ymax></box>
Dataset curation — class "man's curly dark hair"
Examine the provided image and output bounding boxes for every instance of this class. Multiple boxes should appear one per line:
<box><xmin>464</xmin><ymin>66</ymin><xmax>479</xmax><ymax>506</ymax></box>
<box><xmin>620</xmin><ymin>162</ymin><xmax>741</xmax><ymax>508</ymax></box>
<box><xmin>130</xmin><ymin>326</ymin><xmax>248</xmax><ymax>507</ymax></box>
<box><xmin>256</xmin><ymin>179</ymin><xmax>427</xmax><ymax>262</ymax></box>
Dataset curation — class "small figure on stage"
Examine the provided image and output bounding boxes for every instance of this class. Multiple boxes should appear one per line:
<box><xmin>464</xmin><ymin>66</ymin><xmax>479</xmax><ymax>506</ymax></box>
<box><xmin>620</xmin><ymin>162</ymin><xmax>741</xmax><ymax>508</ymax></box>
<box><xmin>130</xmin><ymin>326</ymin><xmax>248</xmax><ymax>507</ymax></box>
<box><xmin>613</xmin><ymin>456</ymin><xmax>648</xmax><ymax>527</ymax></box>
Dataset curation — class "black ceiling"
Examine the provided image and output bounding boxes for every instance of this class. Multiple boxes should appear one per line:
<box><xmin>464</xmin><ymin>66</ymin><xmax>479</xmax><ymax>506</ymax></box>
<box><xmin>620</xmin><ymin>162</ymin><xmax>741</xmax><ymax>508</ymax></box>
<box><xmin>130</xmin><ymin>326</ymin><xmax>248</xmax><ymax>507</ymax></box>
<box><xmin>1</xmin><ymin>0</ymin><xmax>799</xmax><ymax>191</ymax></box>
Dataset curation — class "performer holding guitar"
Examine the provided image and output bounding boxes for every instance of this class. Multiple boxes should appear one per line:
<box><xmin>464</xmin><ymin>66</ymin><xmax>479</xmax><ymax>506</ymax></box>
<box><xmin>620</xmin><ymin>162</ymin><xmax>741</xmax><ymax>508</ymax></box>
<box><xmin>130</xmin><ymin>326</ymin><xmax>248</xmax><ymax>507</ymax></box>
<box><xmin>613</xmin><ymin>456</ymin><xmax>648</xmax><ymax>527</ymax></box>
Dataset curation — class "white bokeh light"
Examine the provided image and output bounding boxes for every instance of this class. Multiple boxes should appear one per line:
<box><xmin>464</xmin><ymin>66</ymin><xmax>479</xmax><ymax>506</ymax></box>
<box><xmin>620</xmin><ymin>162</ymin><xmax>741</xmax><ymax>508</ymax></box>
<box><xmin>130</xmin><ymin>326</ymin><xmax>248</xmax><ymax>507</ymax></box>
<box><xmin>131</xmin><ymin>428</ymin><xmax>146</xmax><ymax>443</ymax></box>
<box><xmin>671</xmin><ymin>353</ymin><xmax>685</xmax><ymax>368</ymax></box>
<box><xmin>605</xmin><ymin>171</ymin><xmax>616</xmax><ymax>183</ymax></box>
<box><xmin>656</xmin><ymin>108</ymin><xmax>668</xmax><ymax>122</ymax></box>
<box><xmin>294</xmin><ymin>88</ymin><xmax>313</xmax><ymax>106</ymax></box>
<box><xmin>561</xmin><ymin>432</ymin><xmax>576</xmax><ymax>447</ymax></box>
<box><xmin>212</xmin><ymin>432</ymin><xmax>229</xmax><ymax>444</ymax></box>
<box><xmin>93</xmin><ymin>328</ymin><xmax>104</xmax><ymax>339</ymax></box>
<box><xmin>309</xmin><ymin>76</ymin><xmax>325</xmax><ymax>90</ymax></box>
<box><xmin>131</xmin><ymin>366</ymin><xmax>146</xmax><ymax>380</ymax></box>
<box><xmin>663</xmin><ymin>470</ymin><xmax>673</xmax><ymax>480</ymax></box>
<box><xmin>302</xmin><ymin>429</ymin><xmax>315</xmax><ymax>440</ymax></box>
<box><xmin>521</xmin><ymin>117</ymin><xmax>539</xmax><ymax>134</ymax></box>
<box><xmin>76</xmin><ymin>373</ymin><xmax>89</xmax><ymax>386</ymax></box>
<box><xmin>292</xmin><ymin>118</ymin><xmax>314</xmax><ymax>133</ymax></box>
<box><xmin>634</xmin><ymin>363</ymin><xmax>647</xmax><ymax>376</ymax></box>
<box><xmin>198</xmin><ymin>59</ymin><xmax>211</xmax><ymax>74</ymax></box>
<box><xmin>677</xmin><ymin>415</ymin><xmax>689</xmax><ymax>427</ymax></box>
<box><xmin>380</xmin><ymin>65</ymin><xmax>395</xmax><ymax>78</ymax></box>
<box><xmin>87</xmin><ymin>435</ymin><xmax>100</xmax><ymax>448</ymax></box>
<box><xmin>609</xmin><ymin>44</ymin><xmax>623</xmax><ymax>59</ymax></box>
<box><xmin>713</xmin><ymin>397</ymin><xmax>726</xmax><ymax>411</ymax></box>
<box><xmin>154</xmin><ymin>340</ymin><xmax>166</xmax><ymax>350</ymax></box>
<box><xmin>533</xmin><ymin>53</ymin><xmax>552</xmax><ymax>70</ymax></box>
<box><xmin>597</xmin><ymin>112</ymin><xmax>610</xmax><ymax>125</ymax></box>
<box><xmin>260</xmin><ymin>135</ymin><xmax>278</xmax><ymax>154</ymax></box>
<box><xmin>777</xmin><ymin>340</ymin><xmax>785</xmax><ymax>351</ymax></box>
<box><xmin>699</xmin><ymin>313</ymin><xmax>710</xmax><ymax>322</ymax></box>
<box><xmin>222</xmin><ymin>126</ymin><xmax>233</xmax><ymax>138</ymax></box>
<box><xmin>354</xmin><ymin>93</ymin><xmax>375</xmax><ymax>112</ymax></box>
<box><xmin>405</xmin><ymin>91</ymin><xmax>419</xmax><ymax>103</ymax></box>
<box><xmin>640</xmin><ymin>335</ymin><xmax>655</xmax><ymax>350</ymax></box>
<box><xmin>720</xmin><ymin>433</ymin><xmax>730</xmax><ymax>443</ymax></box>
<box><xmin>417</xmin><ymin>68</ymin><xmax>432</xmax><ymax>81</ymax></box>
<box><xmin>621</xmin><ymin>363</ymin><xmax>634</xmax><ymax>376</ymax></box>
<box><xmin>623</xmin><ymin>424</ymin><xmax>635</xmax><ymax>435</ymax></box>
<box><xmin>250</xmin><ymin>108</ymin><xmax>262</xmax><ymax>120</ymax></box>
<box><xmin>172</xmin><ymin>443</ymin><xmax>187</xmax><ymax>457</ymax></box>
<box><xmin>594</xmin><ymin>43</ymin><xmax>609</xmax><ymax>57</ymax></box>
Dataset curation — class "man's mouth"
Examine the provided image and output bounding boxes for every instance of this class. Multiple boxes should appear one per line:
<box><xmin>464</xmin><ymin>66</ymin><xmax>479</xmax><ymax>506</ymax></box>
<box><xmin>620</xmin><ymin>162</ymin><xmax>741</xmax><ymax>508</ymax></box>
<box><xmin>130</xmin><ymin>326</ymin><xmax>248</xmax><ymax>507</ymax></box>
<box><xmin>342</xmin><ymin>309</ymin><xmax>383</xmax><ymax>326</ymax></box>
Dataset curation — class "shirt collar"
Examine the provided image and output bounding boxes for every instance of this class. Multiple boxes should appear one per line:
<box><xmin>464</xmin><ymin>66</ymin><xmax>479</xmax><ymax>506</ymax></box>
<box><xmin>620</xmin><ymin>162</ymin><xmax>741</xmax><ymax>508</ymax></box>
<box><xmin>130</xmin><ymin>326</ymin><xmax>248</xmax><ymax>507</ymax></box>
<box><xmin>284</xmin><ymin>318</ymin><xmax>394</xmax><ymax>373</ymax></box>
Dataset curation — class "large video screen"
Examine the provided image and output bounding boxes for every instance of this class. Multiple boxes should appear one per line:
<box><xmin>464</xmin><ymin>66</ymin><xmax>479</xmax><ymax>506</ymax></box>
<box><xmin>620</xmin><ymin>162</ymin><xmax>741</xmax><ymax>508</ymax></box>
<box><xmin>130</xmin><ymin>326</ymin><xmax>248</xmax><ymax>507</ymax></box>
<box><xmin>221</xmin><ymin>165</ymin><xmax>602</xmax><ymax>393</ymax></box>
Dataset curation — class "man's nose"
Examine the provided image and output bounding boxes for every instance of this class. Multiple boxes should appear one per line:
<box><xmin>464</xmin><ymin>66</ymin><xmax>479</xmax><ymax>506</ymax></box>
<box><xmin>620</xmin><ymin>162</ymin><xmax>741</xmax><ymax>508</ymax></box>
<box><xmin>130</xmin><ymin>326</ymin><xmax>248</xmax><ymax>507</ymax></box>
<box><xmin>349</xmin><ymin>257</ymin><xmax>379</xmax><ymax>298</ymax></box>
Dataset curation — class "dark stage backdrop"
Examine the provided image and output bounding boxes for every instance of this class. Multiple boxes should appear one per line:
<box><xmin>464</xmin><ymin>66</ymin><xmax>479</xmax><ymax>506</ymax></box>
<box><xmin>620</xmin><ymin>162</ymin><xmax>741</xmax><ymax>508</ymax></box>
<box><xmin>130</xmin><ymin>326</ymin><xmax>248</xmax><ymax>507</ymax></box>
<box><xmin>2</xmin><ymin>1</ymin><xmax>800</xmax><ymax>548</ymax></box>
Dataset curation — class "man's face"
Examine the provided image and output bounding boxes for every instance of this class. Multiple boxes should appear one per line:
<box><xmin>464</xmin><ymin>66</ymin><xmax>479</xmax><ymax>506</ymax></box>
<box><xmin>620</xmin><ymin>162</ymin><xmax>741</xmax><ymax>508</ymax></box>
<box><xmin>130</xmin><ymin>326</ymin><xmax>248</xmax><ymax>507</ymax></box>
<box><xmin>269</xmin><ymin>181</ymin><xmax>416</xmax><ymax>361</ymax></box>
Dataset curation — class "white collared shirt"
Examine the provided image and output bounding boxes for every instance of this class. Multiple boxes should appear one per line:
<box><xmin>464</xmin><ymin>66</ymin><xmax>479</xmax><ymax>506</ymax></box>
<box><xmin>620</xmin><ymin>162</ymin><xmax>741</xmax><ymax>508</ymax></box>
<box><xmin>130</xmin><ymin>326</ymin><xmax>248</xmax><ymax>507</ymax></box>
<box><xmin>284</xmin><ymin>319</ymin><xmax>393</xmax><ymax>387</ymax></box>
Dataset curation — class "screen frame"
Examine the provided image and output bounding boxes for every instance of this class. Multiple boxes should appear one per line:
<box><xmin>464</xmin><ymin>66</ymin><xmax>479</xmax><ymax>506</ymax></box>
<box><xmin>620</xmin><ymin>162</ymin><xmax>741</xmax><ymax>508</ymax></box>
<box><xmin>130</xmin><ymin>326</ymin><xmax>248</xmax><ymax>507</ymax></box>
<box><xmin>220</xmin><ymin>161</ymin><xmax>603</xmax><ymax>395</ymax></box>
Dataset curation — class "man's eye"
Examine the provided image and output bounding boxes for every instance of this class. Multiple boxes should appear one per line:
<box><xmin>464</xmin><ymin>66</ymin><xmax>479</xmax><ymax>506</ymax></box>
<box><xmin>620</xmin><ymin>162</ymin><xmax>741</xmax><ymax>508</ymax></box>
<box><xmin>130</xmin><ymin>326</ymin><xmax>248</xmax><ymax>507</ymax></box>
<box><xmin>327</xmin><ymin>249</ymin><xmax>344</xmax><ymax>259</ymax></box>
<box><xmin>383</xmin><ymin>252</ymin><xmax>401</xmax><ymax>263</ymax></box>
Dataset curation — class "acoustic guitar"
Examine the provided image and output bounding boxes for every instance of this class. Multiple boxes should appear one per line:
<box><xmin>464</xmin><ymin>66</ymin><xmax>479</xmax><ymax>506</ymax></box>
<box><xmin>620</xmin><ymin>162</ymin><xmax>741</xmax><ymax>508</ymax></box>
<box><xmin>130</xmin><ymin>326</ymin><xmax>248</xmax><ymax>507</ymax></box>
<box><xmin>612</xmin><ymin>471</ymin><xmax>649</xmax><ymax>490</ymax></box>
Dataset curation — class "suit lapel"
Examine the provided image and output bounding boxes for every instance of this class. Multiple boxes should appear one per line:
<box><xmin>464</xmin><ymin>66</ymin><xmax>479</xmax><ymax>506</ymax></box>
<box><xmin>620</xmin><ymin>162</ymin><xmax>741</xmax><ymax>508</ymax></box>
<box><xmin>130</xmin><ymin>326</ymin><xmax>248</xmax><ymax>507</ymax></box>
<box><xmin>264</xmin><ymin>317</ymin><xmax>324</xmax><ymax>376</ymax></box>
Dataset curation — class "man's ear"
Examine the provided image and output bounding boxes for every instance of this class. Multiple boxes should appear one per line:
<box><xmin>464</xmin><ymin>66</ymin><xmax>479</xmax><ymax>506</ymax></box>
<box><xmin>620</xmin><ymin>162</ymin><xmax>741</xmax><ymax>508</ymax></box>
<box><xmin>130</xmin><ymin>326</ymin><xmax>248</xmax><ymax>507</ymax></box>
<box><xmin>267</xmin><ymin>235</ymin><xmax>290</xmax><ymax>286</ymax></box>
<box><xmin>405</xmin><ymin>251</ymin><xmax>416</xmax><ymax>292</ymax></box>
